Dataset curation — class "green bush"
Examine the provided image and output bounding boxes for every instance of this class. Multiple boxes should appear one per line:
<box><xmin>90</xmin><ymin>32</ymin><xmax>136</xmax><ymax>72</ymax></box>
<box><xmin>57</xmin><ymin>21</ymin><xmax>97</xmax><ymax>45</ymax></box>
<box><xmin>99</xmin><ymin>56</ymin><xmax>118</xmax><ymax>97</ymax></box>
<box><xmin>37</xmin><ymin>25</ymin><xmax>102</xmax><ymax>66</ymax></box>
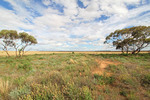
<box><xmin>6</xmin><ymin>59</ymin><xmax>14</xmax><ymax>63</ymax></box>
<box><xmin>81</xmin><ymin>86</ymin><xmax>93</xmax><ymax>100</ymax></box>
<box><xmin>94</xmin><ymin>74</ymin><xmax>115</xmax><ymax>85</ymax></box>
<box><xmin>62</xmin><ymin>81</ymin><xmax>81</xmax><ymax>99</ymax></box>
<box><xmin>14</xmin><ymin>77</ymin><xmax>26</xmax><ymax>86</ymax></box>
<box><xmin>9</xmin><ymin>85</ymin><xmax>31</xmax><ymax>99</ymax></box>
<box><xmin>38</xmin><ymin>57</ymin><xmax>44</xmax><ymax>60</ymax></box>
<box><xmin>17</xmin><ymin>62</ymin><xmax>32</xmax><ymax>71</ymax></box>
<box><xmin>20</xmin><ymin>83</ymin><xmax>64</xmax><ymax>100</ymax></box>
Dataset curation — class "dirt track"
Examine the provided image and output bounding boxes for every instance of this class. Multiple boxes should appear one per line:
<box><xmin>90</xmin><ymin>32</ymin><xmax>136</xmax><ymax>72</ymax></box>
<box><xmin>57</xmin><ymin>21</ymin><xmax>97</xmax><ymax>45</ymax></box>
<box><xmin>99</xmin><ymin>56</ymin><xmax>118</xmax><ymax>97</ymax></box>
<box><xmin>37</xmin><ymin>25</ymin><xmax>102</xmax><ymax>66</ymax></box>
<box><xmin>92</xmin><ymin>59</ymin><xmax>120</xmax><ymax>76</ymax></box>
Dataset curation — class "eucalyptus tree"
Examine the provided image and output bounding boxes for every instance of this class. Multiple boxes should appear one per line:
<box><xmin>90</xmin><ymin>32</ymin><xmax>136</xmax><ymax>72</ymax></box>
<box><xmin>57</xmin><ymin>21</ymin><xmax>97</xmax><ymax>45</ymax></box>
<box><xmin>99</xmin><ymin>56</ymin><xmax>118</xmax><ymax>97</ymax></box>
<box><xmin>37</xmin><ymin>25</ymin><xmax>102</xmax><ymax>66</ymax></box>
<box><xmin>0</xmin><ymin>30</ymin><xmax>37</xmax><ymax>57</ymax></box>
<box><xmin>18</xmin><ymin>32</ymin><xmax>37</xmax><ymax>56</ymax></box>
<box><xmin>0</xmin><ymin>30</ymin><xmax>19</xmax><ymax>56</ymax></box>
<box><xmin>104</xmin><ymin>26</ymin><xmax>150</xmax><ymax>54</ymax></box>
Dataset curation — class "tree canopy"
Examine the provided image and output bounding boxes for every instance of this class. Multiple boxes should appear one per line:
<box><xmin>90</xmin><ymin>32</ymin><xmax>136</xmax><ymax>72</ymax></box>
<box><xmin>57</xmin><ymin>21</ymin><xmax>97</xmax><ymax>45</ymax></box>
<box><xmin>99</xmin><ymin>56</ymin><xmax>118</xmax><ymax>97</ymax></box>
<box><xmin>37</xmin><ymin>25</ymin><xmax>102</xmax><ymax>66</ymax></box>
<box><xmin>0</xmin><ymin>29</ymin><xmax>37</xmax><ymax>57</ymax></box>
<box><xmin>104</xmin><ymin>26</ymin><xmax>150</xmax><ymax>54</ymax></box>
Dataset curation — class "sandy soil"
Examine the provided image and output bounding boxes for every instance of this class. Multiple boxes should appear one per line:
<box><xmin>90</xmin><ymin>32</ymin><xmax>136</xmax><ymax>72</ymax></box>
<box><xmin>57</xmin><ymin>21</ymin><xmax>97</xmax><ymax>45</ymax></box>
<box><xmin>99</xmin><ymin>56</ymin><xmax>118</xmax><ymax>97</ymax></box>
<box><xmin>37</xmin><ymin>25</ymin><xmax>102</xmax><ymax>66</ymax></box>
<box><xmin>92</xmin><ymin>59</ymin><xmax>120</xmax><ymax>76</ymax></box>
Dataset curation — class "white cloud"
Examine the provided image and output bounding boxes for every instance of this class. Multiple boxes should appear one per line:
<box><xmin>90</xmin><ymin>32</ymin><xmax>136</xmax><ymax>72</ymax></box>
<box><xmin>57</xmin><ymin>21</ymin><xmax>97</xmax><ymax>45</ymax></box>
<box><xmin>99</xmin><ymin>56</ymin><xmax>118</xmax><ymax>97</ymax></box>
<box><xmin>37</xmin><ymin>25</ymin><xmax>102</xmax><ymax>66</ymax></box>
<box><xmin>0</xmin><ymin>0</ymin><xmax>150</xmax><ymax>51</ymax></box>
<box><xmin>42</xmin><ymin>0</ymin><xmax>51</xmax><ymax>6</ymax></box>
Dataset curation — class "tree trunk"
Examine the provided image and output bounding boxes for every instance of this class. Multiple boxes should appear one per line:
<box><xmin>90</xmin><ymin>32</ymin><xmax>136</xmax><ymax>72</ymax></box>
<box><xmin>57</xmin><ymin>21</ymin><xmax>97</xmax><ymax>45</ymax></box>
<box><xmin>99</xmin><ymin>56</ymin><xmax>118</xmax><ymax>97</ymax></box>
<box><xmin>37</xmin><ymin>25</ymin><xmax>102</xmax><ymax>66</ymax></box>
<box><xmin>3</xmin><ymin>46</ymin><xmax>10</xmax><ymax>57</ymax></box>
<box><xmin>132</xmin><ymin>48</ymin><xmax>139</xmax><ymax>54</ymax></box>
<box><xmin>19</xmin><ymin>50</ymin><xmax>21</xmax><ymax>57</ymax></box>
<box><xmin>136</xmin><ymin>49</ymin><xmax>141</xmax><ymax>54</ymax></box>
<box><xmin>15</xmin><ymin>48</ymin><xmax>18</xmax><ymax>57</ymax></box>
<box><xmin>121</xmin><ymin>47</ymin><xmax>124</xmax><ymax>54</ymax></box>
<box><xmin>132</xmin><ymin>50</ymin><xmax>136</xmax><ymax>54</ymax></box>
<box><xmin>5</xmin><ymin>50</ymin><xmax>10</xmax><ymax>57</ymax></box>
<box><xmin>22</xmin><ymin>44</ymin><xmax>28</xmax><ymax>56</ymax></box>
<box><xmin>126</xmin><ymin>48</ymin><xmax>129</xmax><ymax>54</ymax></box>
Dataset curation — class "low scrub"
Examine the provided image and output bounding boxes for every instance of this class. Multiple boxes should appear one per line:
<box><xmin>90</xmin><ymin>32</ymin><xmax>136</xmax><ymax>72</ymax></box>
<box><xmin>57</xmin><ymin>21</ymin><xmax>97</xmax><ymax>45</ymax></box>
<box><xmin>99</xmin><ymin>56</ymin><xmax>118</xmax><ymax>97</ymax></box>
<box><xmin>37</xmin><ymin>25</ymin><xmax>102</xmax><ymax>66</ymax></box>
<box><xmin>0</xmin><ymin>53</ymin><xmax>149</xmax><ymax>99</ymax></box>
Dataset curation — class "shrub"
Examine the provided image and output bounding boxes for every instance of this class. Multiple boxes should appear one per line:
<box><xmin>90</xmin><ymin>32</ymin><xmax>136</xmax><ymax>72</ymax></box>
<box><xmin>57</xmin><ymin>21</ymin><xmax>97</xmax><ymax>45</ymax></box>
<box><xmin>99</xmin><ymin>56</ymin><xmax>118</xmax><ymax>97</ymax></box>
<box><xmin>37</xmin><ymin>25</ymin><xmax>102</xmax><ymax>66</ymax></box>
<box><xmin>20</xmin><ymin>83</ymin><xmax>64</xmax><ymax>100</ymax></box>
<box><xmin>94</xmin><ymin>74</ymin><xmax>115</xmax><ymax>85</ymax></box>
<box><xmin>41</xmin><ymin>71</ymin><xmax>65</xmax><ymax>86</ymax></box>
<box><xmin>62</xmin><ymin>81</ymin><xmax>81</xmax><ymax>99</ymax></box>
<box><xmin>141</xmin><ymin>74</ymin><xmax>150</xmax><ymax>88</ymax></box>
<box><xmin>81</xmin><ymin>86</ymin><xmax>93</xmax><ymax>100</ymax></box>
<box><xmin>120</xmin><ymin>75</ymin><xmax>136</xmax><ymax>86</ymax></box>
<box><xmin>9</xmin><ymin>85</ymin><xmax>31</xmax><ymax>99</ymax></box>
<box><xmin>17</xmin><ymin>62</ymin><xmax>32</xmax><ymax>71</ymax></box>
<box><xmin>38</xmin><ymin>57</ymin><xmax>44</xmax><ymax>60</ymax></box>
<box><xmin>14</xmin><ymin>77</ymin><xmax>26</xmax><ymax>86</ymax></box>
<box><xmin>6</xmin><ymin>59</ymin><xmax>14</xmax><ymax>63</ymax></box>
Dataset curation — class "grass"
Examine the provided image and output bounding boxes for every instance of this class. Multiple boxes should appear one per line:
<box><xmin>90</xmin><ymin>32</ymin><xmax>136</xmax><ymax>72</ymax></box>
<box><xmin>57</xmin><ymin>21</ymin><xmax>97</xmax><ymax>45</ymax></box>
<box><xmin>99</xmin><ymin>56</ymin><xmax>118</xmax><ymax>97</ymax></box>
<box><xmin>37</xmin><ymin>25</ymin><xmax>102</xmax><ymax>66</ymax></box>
<box><xmin>0</xmin><ymin>53</ymin><xmax>150</xmax><ymax>100</ymax></box>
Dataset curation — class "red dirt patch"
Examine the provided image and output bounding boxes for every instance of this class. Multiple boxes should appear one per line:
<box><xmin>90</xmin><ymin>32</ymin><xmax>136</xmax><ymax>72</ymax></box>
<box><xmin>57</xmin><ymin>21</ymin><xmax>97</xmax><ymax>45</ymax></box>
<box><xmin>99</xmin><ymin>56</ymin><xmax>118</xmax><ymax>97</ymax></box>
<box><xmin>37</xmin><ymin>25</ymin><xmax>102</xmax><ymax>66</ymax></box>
<box><xmin>92</xmin><ymin>59</ymin><xmax>120</xmax><ymax>76</ymax></box>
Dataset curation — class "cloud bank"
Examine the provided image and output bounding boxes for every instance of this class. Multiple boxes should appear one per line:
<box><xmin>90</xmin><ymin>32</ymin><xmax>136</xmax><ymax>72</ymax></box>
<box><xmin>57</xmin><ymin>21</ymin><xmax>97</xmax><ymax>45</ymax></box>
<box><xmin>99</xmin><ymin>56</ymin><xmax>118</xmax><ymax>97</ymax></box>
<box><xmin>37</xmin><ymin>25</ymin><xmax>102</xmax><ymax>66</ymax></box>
<box><xmin>0</xmin><ymin>0</ymin><xmax>150</xmax><ymax>51</ymax></box>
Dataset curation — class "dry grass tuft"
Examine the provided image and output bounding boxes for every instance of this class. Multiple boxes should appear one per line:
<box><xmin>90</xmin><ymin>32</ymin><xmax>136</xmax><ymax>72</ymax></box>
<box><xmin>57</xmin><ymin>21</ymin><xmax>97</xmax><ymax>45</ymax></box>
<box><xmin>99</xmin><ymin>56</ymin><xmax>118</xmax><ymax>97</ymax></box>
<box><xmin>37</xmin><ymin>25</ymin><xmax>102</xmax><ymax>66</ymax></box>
<box><xmin>0</xmin><ymin>78</ymin><xmax>11</xmax><ymax>99</ymax></box>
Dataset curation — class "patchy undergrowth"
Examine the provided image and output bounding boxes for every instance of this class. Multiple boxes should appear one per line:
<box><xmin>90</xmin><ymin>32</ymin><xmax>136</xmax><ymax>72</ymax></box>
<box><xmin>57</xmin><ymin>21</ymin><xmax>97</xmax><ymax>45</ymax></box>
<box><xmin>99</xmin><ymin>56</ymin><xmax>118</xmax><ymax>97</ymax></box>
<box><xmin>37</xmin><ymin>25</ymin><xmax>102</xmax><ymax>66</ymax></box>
<box><xmin>0</xmin><ymin>53</ymin><xmax>150</xmax><ymax>100</ymax></box>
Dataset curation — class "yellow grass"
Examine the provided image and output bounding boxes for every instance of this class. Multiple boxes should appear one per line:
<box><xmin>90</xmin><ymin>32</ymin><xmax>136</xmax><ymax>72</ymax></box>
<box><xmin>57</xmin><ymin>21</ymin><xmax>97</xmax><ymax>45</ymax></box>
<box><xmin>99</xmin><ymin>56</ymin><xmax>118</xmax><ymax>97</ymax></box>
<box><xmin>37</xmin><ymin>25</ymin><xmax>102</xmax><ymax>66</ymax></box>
<box><xmin>0</xmin><ymin>78</ymin><xmax>10</xmax><ymax>96</ymax></box>
<box><xmin>0</xmin><ymin>51</ymin><xmax>149</xmax><ymax>56</ymax></box>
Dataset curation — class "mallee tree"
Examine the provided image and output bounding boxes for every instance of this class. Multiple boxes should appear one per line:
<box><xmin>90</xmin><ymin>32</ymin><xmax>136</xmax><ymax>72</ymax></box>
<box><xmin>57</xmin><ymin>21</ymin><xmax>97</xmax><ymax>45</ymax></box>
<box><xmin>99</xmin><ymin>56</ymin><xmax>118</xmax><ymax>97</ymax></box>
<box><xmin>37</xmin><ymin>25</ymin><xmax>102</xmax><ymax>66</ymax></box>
<box><xmin>0</xmin><ymin>29</ymin><xmax>37</xmax><ymax>57</ymax></box>
<box><xmin>104</xmin><ymin>26</ymin><xmax>150</xmax><ymax>54</ymax></box>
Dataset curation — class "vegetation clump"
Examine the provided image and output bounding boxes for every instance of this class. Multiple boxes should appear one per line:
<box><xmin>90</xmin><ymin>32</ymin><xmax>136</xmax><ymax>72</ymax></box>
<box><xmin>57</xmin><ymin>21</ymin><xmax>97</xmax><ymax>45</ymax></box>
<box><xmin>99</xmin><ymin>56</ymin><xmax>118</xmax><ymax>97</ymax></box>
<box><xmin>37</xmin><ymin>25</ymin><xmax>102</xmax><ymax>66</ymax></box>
<box><xmin>104</xmin><ymin>26</ymin><xmax>150</xmax><ymax>54</ymax></box>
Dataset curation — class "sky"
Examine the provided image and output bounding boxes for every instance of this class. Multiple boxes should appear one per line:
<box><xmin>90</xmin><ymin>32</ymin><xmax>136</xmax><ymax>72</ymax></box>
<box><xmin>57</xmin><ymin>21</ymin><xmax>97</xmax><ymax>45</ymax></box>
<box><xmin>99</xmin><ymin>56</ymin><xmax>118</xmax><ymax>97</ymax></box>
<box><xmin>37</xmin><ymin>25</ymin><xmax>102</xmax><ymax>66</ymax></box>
<box><xmin>0</xmin><ymin>0</ymin><xmax>150</xmax><ymax>51</ymax></box>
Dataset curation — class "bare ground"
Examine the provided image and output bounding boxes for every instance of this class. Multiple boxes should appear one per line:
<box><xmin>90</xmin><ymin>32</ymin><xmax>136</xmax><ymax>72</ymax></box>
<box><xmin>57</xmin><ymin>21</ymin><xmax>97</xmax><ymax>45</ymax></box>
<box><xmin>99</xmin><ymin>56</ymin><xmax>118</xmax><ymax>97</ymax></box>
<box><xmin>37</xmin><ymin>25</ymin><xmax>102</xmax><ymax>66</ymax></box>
<box><xmin>92</xmin><ymin>59</ymin><xmax>120</xmax><ymax>76</ymax></box>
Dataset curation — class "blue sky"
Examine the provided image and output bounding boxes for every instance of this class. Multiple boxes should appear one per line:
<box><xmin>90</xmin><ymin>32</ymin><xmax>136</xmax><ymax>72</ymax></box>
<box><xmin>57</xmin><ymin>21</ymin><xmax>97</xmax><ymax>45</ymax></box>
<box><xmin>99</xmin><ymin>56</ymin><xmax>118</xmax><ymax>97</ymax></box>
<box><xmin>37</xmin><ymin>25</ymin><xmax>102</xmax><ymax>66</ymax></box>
<box><xmin>0</xmin><ymin>0</ymin><xmax>150</xmax><ymax>51</ymax></box>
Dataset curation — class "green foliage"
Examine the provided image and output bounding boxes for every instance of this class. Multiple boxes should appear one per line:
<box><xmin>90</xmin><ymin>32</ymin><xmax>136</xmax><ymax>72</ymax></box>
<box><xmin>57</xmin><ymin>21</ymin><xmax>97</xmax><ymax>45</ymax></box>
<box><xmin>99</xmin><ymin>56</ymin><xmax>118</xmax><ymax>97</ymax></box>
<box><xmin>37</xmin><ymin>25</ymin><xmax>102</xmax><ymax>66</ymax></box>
<box><xmin>0</xmin><ymin>30</ymin><xmax>18</xmax><ymax>40</ymax></box>
<box><xmin>19</xmin><ymin>32</ymin><xmax>37</xmax><ymax>44</ymax></box>
<box><xmin>62</xmin><ymin>81</ymin><xmax>92</xmax><ymax>100</ymax></box>
<box><xmin>17</xmin><ymin>62</ymin><xmax>32</xmax><ymax>71</ymax></box>
<box><xmin>81</xmin><ymin>86</ymin><xmax>93</xmax><ymax>100</ymax></box>
<box><xmin>38</xmin><ymin>57</ymin><xmax>44</xmax><ymax>60</ymax></box>
<box><xmin>9</xmin><ymin>85</ymin><xmax>31</xmax><ymax>99</ymax></box>
<box><xmin>20</xmin><ymin>83</ymin><xmax>64</xmax><ymax>100</ymax></box>
<box><xmin>5</xmin><ymin>59</ymin><xmax>14</xmax><ymax>63</ymax></box>
<box><xmin>72</xmin><ymin>52</ymin><xmax>75</xmax><ymax>54</ymax></box>
<box><xmin>94</xmin><ymin>74</ymin><xmax>115</xmax><ymax>85</ymax></box>
<box><xmin>14</xmin><ymin>77</ymin><xmax>26</xmax><ymax>86</ymax></box>
<box><xmin>0</xmin><ymin>30</ymin><xmax>19</xmax><ymax>56</ymax></box>
<box><xmin>63</xmin><ymin>81</ymin><xmax>81</xmax><ymax>99</ymax></box>
<box><xmin>120</xmin><ymin>90</ymin><xmax>127</xmax><ymax>97</ymax></box>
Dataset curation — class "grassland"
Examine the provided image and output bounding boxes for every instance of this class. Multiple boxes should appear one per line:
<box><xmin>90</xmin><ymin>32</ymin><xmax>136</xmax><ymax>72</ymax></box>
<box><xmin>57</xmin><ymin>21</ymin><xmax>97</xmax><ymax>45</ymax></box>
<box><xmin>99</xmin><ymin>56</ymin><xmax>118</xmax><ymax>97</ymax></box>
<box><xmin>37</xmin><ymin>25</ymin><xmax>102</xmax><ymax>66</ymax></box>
<box><xmin>0</xmin><ymin>51</ymin><xmax>149</xmax><ymax>56</ymax></box>
<box><xmin>0</xmin><ymin>53</ymin><xmax>150</xmax><ymax>100</ymax></box>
